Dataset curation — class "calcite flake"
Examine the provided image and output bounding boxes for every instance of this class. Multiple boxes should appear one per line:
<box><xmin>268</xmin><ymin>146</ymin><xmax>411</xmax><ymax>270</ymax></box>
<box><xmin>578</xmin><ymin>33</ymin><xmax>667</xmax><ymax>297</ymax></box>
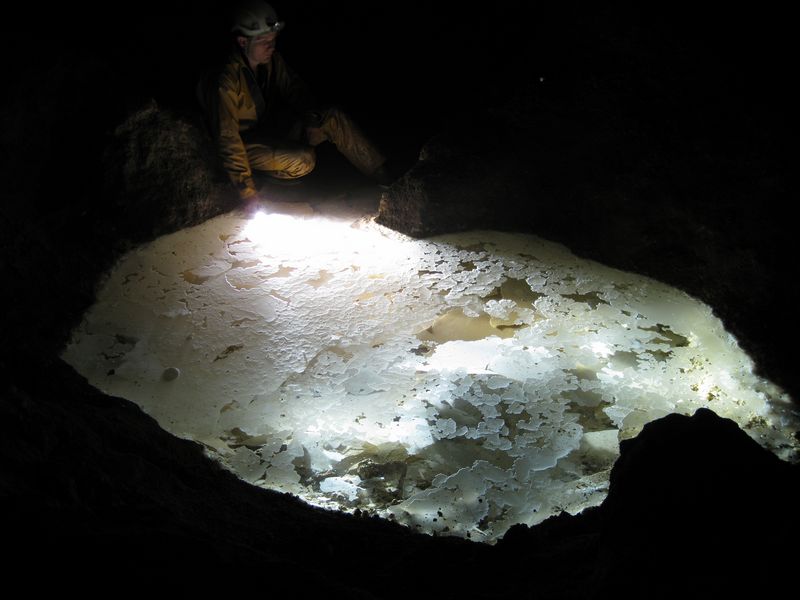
<box><xmin>62</xmin><ymin>201</ymin><xmax>799</xmax><ymax>542</ymax></box>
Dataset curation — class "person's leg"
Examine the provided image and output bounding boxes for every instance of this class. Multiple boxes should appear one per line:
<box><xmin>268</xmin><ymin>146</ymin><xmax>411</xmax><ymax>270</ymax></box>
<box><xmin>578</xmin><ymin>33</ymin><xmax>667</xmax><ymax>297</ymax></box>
<box><xmin>245</xmin><ymin>141</ymin><xmax>316</xmax><ymax>179</ymax></box>
<box><xmin>316</xmin><ymin>107</ymin><xmax>386</xmax><ymax>178</ymax></box>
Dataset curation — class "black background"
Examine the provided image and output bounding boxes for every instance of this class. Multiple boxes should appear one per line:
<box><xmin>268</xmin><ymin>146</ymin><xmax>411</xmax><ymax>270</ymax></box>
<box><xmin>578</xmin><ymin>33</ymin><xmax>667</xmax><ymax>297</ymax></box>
<box><xmin>1</xmin><ymin>2</ymin><xmax>797</xmax><ymax>596</ymax></box>
<box><xmin>7</xmin><ymin>1</ymin><xmax>792</xmax><ymax>162</ymax></box>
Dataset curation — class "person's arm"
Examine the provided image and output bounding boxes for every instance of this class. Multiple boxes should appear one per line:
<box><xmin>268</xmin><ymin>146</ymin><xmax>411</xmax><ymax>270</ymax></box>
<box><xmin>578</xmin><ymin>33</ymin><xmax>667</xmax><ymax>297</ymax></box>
<box><xmin>216</xmin><ymin>71</ymin><xmax>258</xmax><ymax>200</ymax></box>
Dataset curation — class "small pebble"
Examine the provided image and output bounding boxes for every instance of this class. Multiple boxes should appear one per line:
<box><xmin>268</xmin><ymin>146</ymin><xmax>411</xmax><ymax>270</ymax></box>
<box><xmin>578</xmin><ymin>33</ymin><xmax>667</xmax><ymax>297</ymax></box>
<box><xmin>162</xmin><ymin>367</ymin><xmax>180</xmax><ymax>382</ymax></box>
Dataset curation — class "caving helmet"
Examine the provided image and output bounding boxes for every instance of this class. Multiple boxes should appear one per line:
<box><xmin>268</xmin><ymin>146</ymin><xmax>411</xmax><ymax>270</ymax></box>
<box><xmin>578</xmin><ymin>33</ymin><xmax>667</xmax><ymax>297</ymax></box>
<box><xmin>231</xmin><ymin>1</ymin><xmax>285</xmax><ymax>37</ymax></box>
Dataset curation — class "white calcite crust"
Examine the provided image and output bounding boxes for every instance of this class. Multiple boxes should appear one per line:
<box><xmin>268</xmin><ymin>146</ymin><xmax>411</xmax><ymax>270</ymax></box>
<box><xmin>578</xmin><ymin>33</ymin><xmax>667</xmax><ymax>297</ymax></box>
<box><xmin>63</xmin><ymin>200</ymin><xmax>799</xmax><ymax>542</ymax></box>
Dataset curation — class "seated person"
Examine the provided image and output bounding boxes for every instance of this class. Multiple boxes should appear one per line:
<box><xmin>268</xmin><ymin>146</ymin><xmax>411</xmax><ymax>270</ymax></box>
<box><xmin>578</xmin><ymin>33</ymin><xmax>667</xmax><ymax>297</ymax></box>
<box><xmin>197</xmin><ymin>0</ymin><xmax>393</xmax><ymax>208</ymax></box>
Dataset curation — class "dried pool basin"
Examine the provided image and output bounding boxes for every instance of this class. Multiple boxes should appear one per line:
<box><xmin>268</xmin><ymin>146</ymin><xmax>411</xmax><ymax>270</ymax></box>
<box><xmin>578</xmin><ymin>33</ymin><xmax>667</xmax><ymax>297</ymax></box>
<box><xmin>63</xmin><ymin>199</ymin><xmax>798</xmax><ymax>542</ymax></box>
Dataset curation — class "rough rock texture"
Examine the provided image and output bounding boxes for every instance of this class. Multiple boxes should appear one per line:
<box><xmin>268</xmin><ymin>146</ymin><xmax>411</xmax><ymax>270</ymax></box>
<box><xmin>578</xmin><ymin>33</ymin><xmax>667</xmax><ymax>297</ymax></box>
<box><xmin>1</xmin><ymin>2</ymin><xmax>797</xmax><ymax>597</ymax></box>
<box><xmin>595</xmin><ymin>408</ymin><xmax>799</xmax><ymax>598</ymax></box>
<box><xmin>499</xmin><ymin>407</ymin><xmax>800</xmax><ymax>599</ymax></box>
<box><xmin>103</xmin><ymin>101</ymin><xmax>237</xmax><ymax>244</ymax></box>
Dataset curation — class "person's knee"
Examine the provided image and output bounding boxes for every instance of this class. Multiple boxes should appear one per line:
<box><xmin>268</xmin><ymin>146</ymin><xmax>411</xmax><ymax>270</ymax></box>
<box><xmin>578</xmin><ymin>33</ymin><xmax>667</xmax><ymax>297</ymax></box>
<box><xmin>319</xmin><ymin>105</ymin><xmax>353</xmax><ymax>129</ymax></box>
<box><xmin>282</xmin><ymin>147</ymin><xmax>316</xmax><ymax>178</ymax></box>
<box><xmin>249</xmin><ymin>142</ymin><xmax>316</xmax><ymax>179</ymax></box>
<box><xmin>297</xmin><ymin>147</ymin><xmax>316</xmax><ymax>175</ymax></box>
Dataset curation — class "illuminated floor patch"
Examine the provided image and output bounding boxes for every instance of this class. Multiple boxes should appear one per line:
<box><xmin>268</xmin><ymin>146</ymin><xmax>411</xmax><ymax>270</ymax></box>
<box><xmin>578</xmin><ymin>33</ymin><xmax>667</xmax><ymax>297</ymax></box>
<box><xmin>62</xmin><ymin>200</ymin><xmax>799</xmax><ymax>542</ymax></box>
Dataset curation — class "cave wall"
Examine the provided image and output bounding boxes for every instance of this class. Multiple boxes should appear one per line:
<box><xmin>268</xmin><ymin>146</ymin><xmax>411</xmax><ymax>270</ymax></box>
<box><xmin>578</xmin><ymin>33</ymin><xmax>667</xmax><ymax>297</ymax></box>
<box><xmin>1</xmin><ymin>2</ymin><xmax>797</xmax><ymax>596</ymax></box>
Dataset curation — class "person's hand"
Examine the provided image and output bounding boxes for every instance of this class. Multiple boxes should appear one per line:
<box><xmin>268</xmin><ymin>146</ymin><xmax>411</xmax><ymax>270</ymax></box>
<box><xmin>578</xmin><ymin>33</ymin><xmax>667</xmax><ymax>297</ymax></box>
<box><xmin>242</xmin><ymin>193</ymin><xmax>268</xmax><ymax>216</ymax></box>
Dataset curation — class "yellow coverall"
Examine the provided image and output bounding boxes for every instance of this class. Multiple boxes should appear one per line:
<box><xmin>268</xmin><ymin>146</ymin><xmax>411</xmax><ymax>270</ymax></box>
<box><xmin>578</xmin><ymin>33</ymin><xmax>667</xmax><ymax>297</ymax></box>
<box><xmin>199</xmin><ymin>49</ymin><xmax>385</xmax><ymax>199</ymax></box>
